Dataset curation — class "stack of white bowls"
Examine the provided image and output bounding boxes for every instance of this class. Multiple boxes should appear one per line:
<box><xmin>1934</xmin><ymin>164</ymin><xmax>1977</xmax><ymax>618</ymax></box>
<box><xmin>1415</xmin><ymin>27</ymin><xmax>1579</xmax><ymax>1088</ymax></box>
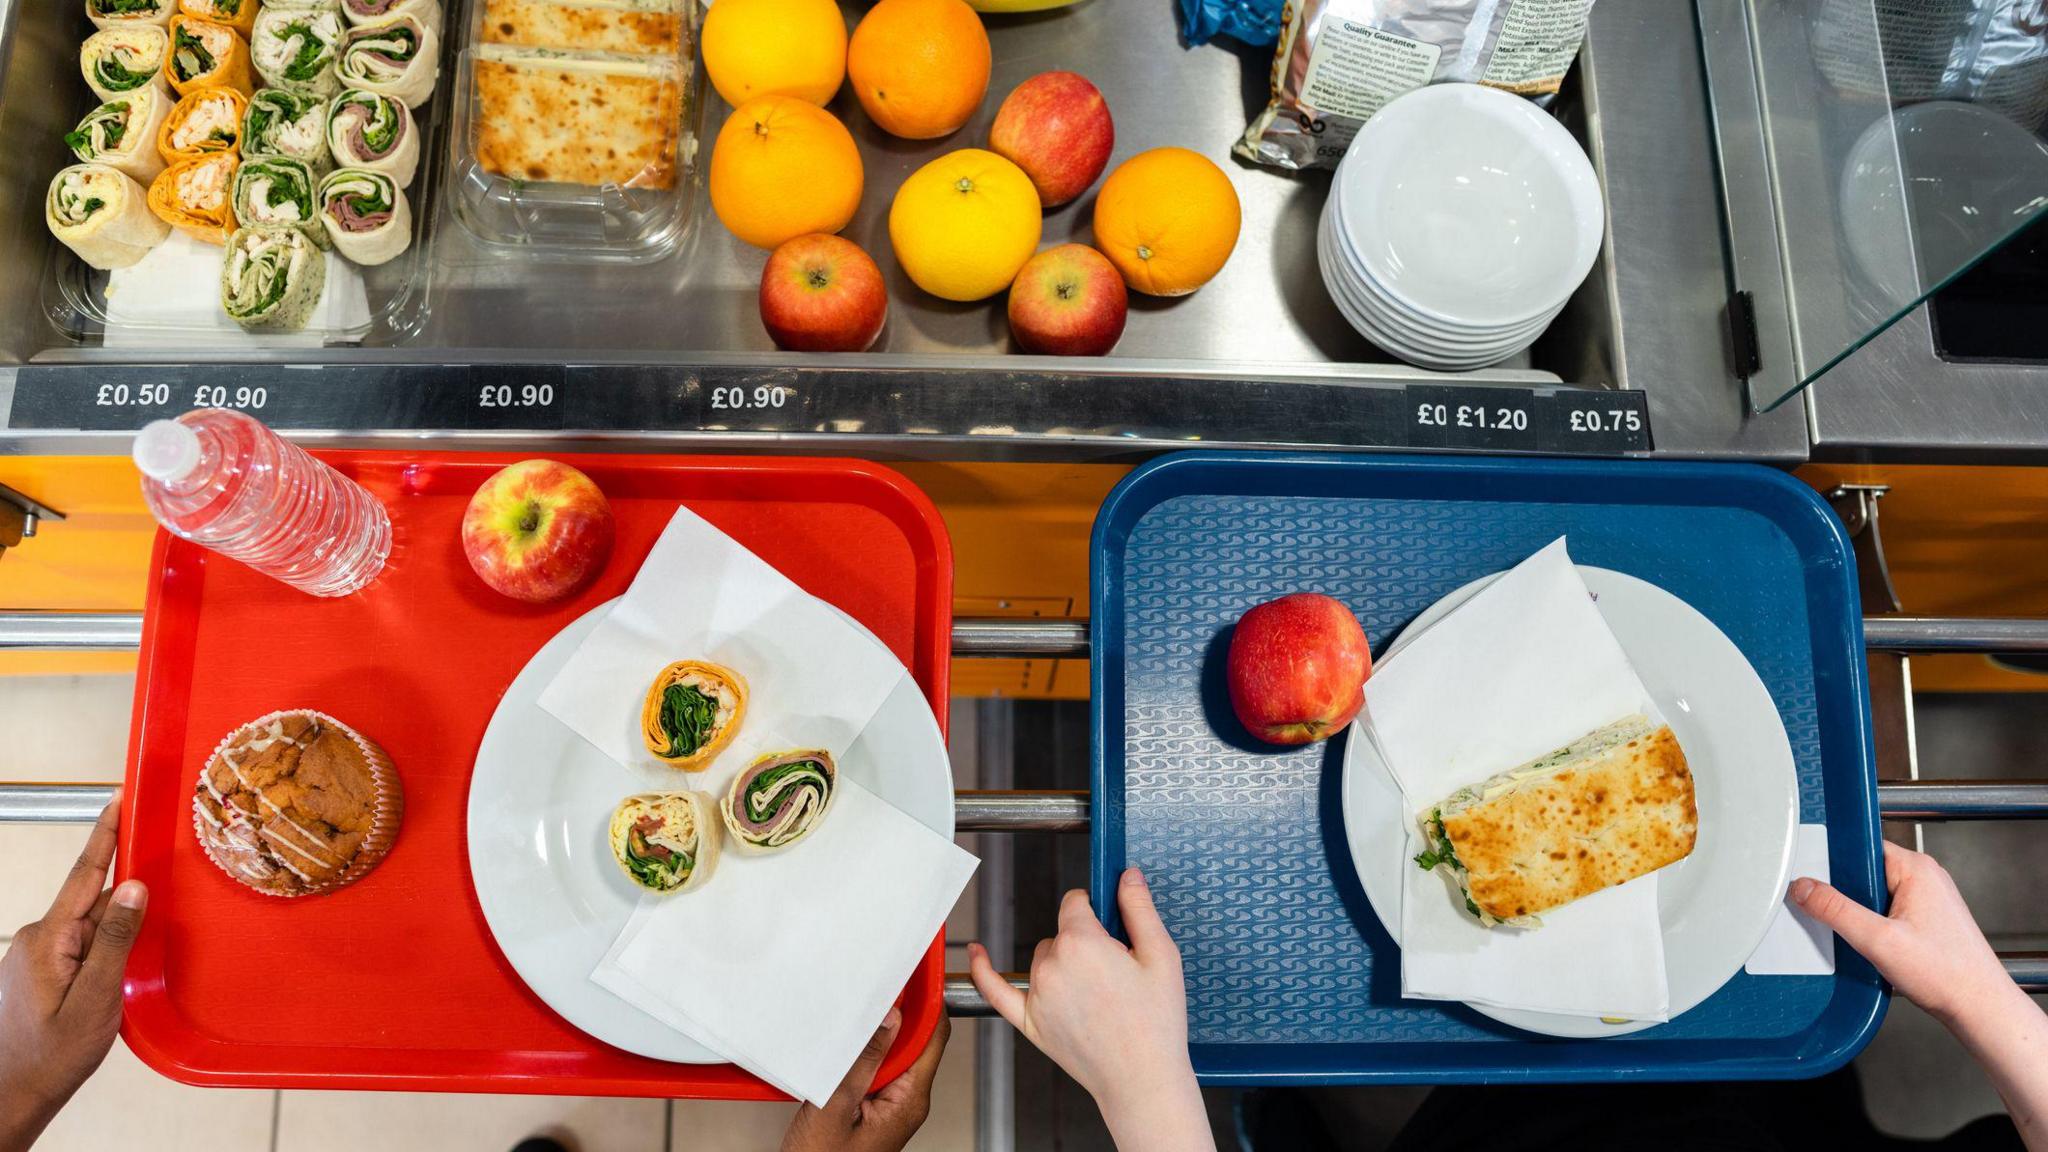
<box><xmin>1319</xmin><ymin>83</ymin><xmax>1605</xmax><ymax>372</ymax></box>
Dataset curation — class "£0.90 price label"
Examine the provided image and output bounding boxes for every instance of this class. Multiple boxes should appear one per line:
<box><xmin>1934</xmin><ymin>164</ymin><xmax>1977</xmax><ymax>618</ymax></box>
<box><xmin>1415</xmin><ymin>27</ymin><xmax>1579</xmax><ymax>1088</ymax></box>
<box><xmin>477</xmin><ymin>381</ymin><xmax>554</xmax><ymax>409</ymax></box>
<box><xmin>192</xmin><ymin>384</ymin><xmax>268</xmax><ymax>410</ymax></box>
<box><xmin>706</xmin><ymin>384</ymin><xmax>793</xmax><ymax>412</ymax></box>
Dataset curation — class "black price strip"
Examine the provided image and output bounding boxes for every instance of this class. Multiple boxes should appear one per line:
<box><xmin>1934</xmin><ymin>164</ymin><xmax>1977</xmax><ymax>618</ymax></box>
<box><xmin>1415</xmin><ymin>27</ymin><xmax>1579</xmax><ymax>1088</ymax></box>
<box><xmin>11</xmin><ymin>365</ymin><xmax>1651</xmax><ymax>455</ymax></box>
<box><xmin>8</xmin><ymin>365</ymin><xmax>824</xmax><ymax>435</ymax></box>
<box><xmin>1404</xmin><ymin>384</ymin><xmax>1651</xmax><ymax>454</ymax></box>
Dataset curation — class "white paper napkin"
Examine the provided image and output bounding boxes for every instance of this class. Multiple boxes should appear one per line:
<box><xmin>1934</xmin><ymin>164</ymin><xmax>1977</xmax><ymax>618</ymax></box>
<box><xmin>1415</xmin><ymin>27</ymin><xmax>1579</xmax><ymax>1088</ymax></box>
<box><xmin>539</xmin><ymin>507</ymin><xmax>908</xmax><ymax>797</ymax></box>
<box><xmin>1362</xmin><ymin>537</ymin><xmax>1671</xmax><ymax>1020</ymax></box>
<box><xmin>1746</xmin><ymin>824</ymin><xmax>1835</xmax><ymax>976</ymax></box>
<box><xmin>103</xmin><ymin>231</ymin><xmax>371</xmax><ymax>349</ymax></box>
<box><xmin>592</xmin><ymin>778</ymin><xmax>978</xmax><ymax>1104</ymax></box>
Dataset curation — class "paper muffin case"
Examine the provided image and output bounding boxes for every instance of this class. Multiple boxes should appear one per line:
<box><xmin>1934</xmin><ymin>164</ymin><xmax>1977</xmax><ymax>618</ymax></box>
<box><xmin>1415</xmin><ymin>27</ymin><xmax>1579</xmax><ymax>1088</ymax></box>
<box><xmin>192</xmin><ymin>708</ymin><xmax>404</xmax><ymax>898</ymax></box>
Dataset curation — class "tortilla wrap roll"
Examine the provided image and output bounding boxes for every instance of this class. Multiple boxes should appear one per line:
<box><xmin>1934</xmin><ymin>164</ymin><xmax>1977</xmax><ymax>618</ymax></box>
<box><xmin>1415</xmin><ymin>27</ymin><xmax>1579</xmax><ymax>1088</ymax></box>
<box><xmin>336</xmin><ymin>13</ymin><xmax>439</xmax><ymax>108</ymax></box>
<box><xmin>47</xmin><ymin>164</ymin><xmax>170</xmax><ymax>271</ymax></box>
<box><xmin>243</xmin><ymin>89</ymin><xmax>332</xmax><ymax>174</ymax></box>
<box><xmin>81</xmin><ymin>26</ymin><xmax>173</xmax><ymax>104</ymax></box>
<box><xmin>158</xmin><ymin>86</ymin><xmax>247</xmax><ymax>163</ymax></box>
<box><xmin>221</xmin><ymin>225</ymin><xmax>327</xmax><ymax>330</ymax></box>
<box><xmin>325</xmin><ymin>88</ymin><xmax>417</xmax><ymax>187</ymax></box>
<box><xmin>148</xmin><ymin>152</ymin><xmax>237</xmax><ymax>243</ymax></box>
<box><xmin>720</xmin><ymin>750</ymin><xmax>836</xmax><ymax>855</ymax></box>
<box><xmin>639</xmin><ymin>660</ymin><xmax>747</xmax><ymax>770</ymax></box>
<box><xmin>252</xmin><ymin>6</ymin><xmax>345</xmax><ymax>97</ymax></box>
<box><xmin>87</xmin><ymin>0</ymin><xmax>175</xmax><ymax>31</ymax></box>
<box><xmin>609</xmin><ymin>792</ymin><xmax>721</xmax><ymax>894</ymax></box>
<box><xmin>317</xmin><ymin>167</ymin><xmax>409</xmax><ymax>264</ymax></box>
<box><xmin>166</xmin><ymin>15</ymin><xmax>253</xmax><ymax>96</ymax></box>
<box><xmin>342</xmin><ymin>0</ymin><xmax>441</xmax><ymax>30</ymax></box>
<box><xmin>178</xmin><ymin>0</ymin><xmax>255</xmax><ymax>36</ymax></box>
<box><xmin>233</xmin><ymin>157</ymin><xmax>328</xmax><ymax>247</ymax></box>
<box><xmin>67</xmin><ymin>89</ymin><xmax>173</xmax><ymax>184</ymax></box>
<box><xmin>1414</xmin><ymin>714</ymin><xmax>1699</xmax><ymax>927</ymax></box>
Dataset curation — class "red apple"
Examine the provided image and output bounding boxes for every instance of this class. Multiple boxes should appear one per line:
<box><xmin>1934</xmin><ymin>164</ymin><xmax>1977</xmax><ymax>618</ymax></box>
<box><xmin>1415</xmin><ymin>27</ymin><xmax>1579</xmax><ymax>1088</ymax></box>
<box><xmin>1007</xmin><ymin>244</ymin><xmax>1128</xmax><ymax>356</ymax></box>
<box><xmin>759</xmin><ymin>233</ymin><xmax>887</xmax><ymax>352</ymax></box>
<box><xmin>1226</xmin><ymin>593</ymin><xmax>1372</xmax><ymax>744</ymax></box>
<box><xmin>988</xmin><ymin>71</ymin><xmax>1114</xmax><ymax>209</ymax></box>
<box><xmin>461</xmin><ymin>459</ymin><xmax>614</xmax><ymax>603</ymax></box>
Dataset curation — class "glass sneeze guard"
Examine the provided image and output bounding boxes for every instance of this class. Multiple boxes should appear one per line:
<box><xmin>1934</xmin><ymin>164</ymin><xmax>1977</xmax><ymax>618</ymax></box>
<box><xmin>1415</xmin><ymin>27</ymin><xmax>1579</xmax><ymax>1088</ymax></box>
<box><xmin>1699</xmin><ymin>0</ymin><xmax>2048</xmax><ymax>411</ymax></box>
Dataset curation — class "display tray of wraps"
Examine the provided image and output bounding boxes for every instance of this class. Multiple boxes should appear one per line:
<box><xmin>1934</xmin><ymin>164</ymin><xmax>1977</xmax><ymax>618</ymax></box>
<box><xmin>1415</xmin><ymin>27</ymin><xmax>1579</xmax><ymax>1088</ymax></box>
<box><xmin>1089</xmin><ymin>450</ymin><xmax>1884</xmax><ymax>1083</ymax></box>
<box><xmin>116</xmin><ymin>450</ymin><xmax>954</xmax><ymax>1097</ymax></box>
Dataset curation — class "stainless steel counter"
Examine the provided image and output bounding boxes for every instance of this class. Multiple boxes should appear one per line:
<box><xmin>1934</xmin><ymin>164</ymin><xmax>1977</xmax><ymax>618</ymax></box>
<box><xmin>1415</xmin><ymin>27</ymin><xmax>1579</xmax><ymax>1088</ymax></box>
<box><xmin>0</xmin><ymin>0</ymin><xmax>1809</xmax><ymax>462</ymax></box>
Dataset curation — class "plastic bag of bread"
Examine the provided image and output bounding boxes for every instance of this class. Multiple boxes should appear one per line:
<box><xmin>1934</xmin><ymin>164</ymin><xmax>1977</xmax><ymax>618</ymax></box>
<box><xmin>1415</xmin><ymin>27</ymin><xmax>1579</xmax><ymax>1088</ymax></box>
<box><xmin>1238</xmin><ymin>0</ymin><xmax>1597</xmax><ymax>171</ymax></box>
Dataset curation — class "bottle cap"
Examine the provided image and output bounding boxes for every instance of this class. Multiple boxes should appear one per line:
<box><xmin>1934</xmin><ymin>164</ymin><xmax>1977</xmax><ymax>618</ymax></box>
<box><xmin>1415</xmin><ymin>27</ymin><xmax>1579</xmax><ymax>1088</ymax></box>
<box><xmin>133</xmin><ymin>419</ymin><xmax>202</xmax><ymax>482</ymax></box>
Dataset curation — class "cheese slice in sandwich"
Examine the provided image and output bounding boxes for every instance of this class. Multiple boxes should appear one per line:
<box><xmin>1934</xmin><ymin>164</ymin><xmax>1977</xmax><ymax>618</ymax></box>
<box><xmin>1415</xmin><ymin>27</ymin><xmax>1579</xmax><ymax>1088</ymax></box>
<box><xmin>1414</xmin><ymin>714</ymin><xmax>1697</xmax><ymax>928</ymax></box>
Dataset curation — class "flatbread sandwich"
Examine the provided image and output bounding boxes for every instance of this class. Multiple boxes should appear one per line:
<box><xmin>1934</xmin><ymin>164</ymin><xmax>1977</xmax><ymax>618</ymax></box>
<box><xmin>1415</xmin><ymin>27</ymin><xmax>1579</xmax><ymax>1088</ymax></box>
<box><xmin>1414</xmin><ymin>714</ymin><xmax>1697</xmax><ymax>928</ymax></box>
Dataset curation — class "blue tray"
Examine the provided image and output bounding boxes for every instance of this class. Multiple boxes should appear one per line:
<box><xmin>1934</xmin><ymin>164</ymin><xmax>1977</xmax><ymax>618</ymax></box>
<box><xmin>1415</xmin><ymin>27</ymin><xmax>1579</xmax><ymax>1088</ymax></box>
<box><xmin>1090</xmin><ymin>452</ymin><xmax>1884</xmax><ymax>1084</ymax></box>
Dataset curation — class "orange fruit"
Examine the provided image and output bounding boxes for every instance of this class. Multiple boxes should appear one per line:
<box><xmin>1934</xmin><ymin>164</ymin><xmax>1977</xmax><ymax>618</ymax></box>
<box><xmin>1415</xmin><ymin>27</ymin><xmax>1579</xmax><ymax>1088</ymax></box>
<box><xmin>709</xmin><ymin>96</ymin><xmax>864</xmax><ymax>250</ymax></box>
<box><xmin>889</xmin><ymin>148</ymin><xmax>1042</xmax><ymax>301</ymax></box>
<box><xmin>702</xmin><ymin>0</ymin><xmax>847</xmax><ymax>107</ymax></box>
<box><xmin>847</xmin><ymin>0</ymin><xmax>991</xmax><ymax>140</ymax></box>
<box><xmin>1091</xmin><ymin>147</ymin><xmax>1242</xmax><ymax>296</ymax></box>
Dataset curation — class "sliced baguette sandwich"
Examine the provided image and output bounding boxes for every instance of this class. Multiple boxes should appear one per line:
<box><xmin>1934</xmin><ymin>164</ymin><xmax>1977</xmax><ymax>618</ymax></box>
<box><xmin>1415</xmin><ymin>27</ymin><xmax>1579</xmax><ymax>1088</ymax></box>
<box><xmin>1414</xmin><ymin>714</ymin><xmax>1697</xmax><ymax>928</ymax></box>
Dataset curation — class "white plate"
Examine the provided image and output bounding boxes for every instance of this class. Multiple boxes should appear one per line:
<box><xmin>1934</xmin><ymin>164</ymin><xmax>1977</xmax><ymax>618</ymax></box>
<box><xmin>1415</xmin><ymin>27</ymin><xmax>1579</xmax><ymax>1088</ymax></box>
<box><xmin>1340</xmin><ymin>567</ymin><xmax>1798</xmax><ymax>1038</ymax></box>
<box><xmin>1335</xmin><ymin>83</ymin><xmax>1603</xmax><ymax>329</ymax></box>
<box><xmin>467</xmin><ymin>598</ymin><xmax>955</xmax><ymax>1062</ymax></box>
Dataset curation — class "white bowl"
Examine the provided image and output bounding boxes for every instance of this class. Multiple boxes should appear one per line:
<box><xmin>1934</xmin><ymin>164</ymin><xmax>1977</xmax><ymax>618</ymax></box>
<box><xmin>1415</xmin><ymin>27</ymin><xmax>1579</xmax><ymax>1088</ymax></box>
<box><xmin>1323</xmin><ymin>197</ymin><xmax>1560</xmax><ymax>342</ymax></box>
<box><xmin>1335</xmin><ymin>83</ymin><xmax>1604</xmax><ymax>328</ymax></box>
<box><xmin>1320</xmin><ymin>229</ymin><xmax>1550</xmax><ymax>359</ymax></box>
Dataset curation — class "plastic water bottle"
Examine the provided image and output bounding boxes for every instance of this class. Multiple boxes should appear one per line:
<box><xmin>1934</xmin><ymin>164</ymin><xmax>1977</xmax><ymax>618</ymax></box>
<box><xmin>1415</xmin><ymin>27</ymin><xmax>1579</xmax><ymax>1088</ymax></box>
<box><xmin>133</xmin><ymin>409</ymin><xmax>391</xmax><ymax>597</ymax></box>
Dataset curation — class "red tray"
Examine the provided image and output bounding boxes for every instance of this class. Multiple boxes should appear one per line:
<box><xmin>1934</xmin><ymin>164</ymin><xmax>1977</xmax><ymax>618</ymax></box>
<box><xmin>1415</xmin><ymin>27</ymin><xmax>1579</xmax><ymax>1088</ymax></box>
<box><xmin>117</xmin><ymin>452</ymin><xmax>953</xmax><ymax>1098</ymax></box>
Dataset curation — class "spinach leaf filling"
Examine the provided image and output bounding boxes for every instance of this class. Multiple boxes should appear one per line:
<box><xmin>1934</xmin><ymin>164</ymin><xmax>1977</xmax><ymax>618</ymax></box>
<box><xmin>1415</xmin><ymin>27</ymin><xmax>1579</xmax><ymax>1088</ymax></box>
<box><xmin>655</xmin><ymin>683</ymin><xmax>720</xmax><ymax>759</ymax></box>
<box><xmin>172</xmin><ymin>26</ymin><xmax>216</xmax><ymax>80</ymax></box>
<box><xmin>623</xmin><ymin>824</ymin><xmax>692</xmax><ymax>889</ymax></box>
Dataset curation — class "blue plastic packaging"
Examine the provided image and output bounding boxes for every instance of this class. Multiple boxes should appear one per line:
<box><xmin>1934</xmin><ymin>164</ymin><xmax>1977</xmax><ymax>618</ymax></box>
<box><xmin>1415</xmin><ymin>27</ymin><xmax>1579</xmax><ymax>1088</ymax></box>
<box><xmin>1179</xmin><ymin>0</ymin><xmax>1283</xmax><ymax>45</ymax></box>
<box><xmin>1090</xmin><ymin>451</ymin><xmax>1884</xmax><ymax>1084</ymax></box>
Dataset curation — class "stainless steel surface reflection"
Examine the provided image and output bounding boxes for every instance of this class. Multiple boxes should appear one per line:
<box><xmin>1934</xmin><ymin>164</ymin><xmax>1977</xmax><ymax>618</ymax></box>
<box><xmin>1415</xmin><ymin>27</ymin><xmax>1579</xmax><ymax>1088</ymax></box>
<box><xmin>426</xmin><ymin>2</ymin><xmax>1393</xmax><ymax>363</ymax></box>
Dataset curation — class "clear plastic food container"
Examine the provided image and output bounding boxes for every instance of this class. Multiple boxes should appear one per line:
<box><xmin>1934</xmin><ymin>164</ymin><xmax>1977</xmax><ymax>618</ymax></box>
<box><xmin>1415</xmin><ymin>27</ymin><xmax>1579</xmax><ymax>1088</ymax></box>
<box><xmin>447</xmin><ymin>0</ymin><xmax>704</xmax><ymax>263</ymax></box>
<box><xmin>43</xmin><ymin>18</ymin><xmax>453</xmax><ymax>348</ymax></box>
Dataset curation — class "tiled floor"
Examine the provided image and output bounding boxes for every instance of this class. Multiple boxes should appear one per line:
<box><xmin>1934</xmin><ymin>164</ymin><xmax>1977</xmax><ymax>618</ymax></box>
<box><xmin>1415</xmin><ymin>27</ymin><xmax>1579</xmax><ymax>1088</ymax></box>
<box><xmin>2</xmin><ymin>675</ymin><xmax>978</xmax><ymax>1152</ymax></box>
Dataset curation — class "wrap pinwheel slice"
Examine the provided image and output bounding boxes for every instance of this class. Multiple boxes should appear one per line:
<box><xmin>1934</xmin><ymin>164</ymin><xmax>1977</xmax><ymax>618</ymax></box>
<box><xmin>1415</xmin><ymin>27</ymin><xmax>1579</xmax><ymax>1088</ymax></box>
<box><xmin>317</xmin><ymin>167</ymin><xmax>409</xmax><ymax>264</ymax></box>
<box><xmin>639</xmin><ymin>660</ymin><xmax>747</xmax><ymax>770</ymax></box>
<box><xmin>243</xmin><ymin>89</ymin><xmax>332</xmax><ymax>174</ymax></box>
<box><xmin>720</xmin><ymin>750</ymin><xmax>837</xmax><ymax>855</ymax></box>
<box><xmin>148</xmin><ymin>151</ymin><xmax>237</xmax><ymax>243</ymax></box>
<box><xmin>67</xmin><ymin>88</ymin><xmax>173</xmax><ymax>184</ymax></box>
<box><xmin>252</xmin><ymin>6</ymin><xmax>345</xmax><ymax>97</ymax></box>
<box><xmin>325</xmin><ymin>88</ymin><xmax>417</xmax><ymax>187</ymax></box>
<box><xmin>165</xmin><ymin>15</ymin><xmax>253</xmax><ymax>96</ymax></box>
<box><xmin>233</xmin><ymin>157</ymin><xmax>327</xmax><ymax>247</ymax></box>
<box><xmin>86</xmin><ymin>0</ymin><xmax>175</xmax><ymax>31</ymax></box>
<box><xmin>177</xmin><ymin>0</ymin><xmax>254</xmax><ymax>37</ymax></box>
<box><xmin>341</xmin><ymin>0</ymin><xmax>441</xmax><ymax>31</ymax></box>
<box><xmin>81</xmin><ymin>26</ymin><xmax>173</xmax><ymax>104</ymax></box>
<box><xmin>609</xmin><ymin>792</ymin><xmax>721</xmax><ymax>894</ymax></box>
<box><xmin>221</xmin><ymin>225</ymin><xmax>327</xmax><ymax>330</ymax></box>
<box><xmin>158</xmin><ymin>86</ymin><xmax>247</xmax><ymax>164</ymax></box>
<box><xmin>337</xmin><ymin>14</ymin><xmax>439</xmax><ymax>108</ymax></box>
<box><xmin>47</xmin><ymin>164</ymin><xmax>170</xmax><ymax>271</ymax></box>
